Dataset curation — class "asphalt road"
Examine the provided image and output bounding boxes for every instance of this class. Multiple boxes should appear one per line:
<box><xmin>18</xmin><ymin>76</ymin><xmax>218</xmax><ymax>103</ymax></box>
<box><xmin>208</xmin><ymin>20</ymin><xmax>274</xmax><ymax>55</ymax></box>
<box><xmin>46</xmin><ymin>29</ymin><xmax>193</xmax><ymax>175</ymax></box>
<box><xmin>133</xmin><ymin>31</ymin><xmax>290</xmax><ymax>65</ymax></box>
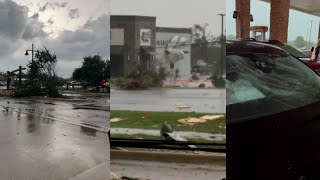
<box><xmin>110</xmin><ymin>89</ymin><xmax>226</xmax><ymax>113</ymax></box>
<box><xmin>0</xmin><ymin>97</ymin><xmax>109</xmax><ymax>180</ymax></box>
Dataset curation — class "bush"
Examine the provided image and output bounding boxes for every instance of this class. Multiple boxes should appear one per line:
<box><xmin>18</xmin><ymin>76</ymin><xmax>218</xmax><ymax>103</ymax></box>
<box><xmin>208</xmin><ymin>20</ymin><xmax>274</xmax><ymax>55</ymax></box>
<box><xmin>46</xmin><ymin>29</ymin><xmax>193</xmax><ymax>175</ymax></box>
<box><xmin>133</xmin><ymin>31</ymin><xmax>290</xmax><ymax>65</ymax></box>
<box><xmin>14</xmin><ymin>87</ymin><xmax>44</xmax><ymax>97</ymax></box>
<box><xmin>198</xmin><ymin>83</ymin><xmax>206</xmax><ymax>88</ymax></box>
<box><xmin>115</xmin><ymin>65</ymin><xmax>168</xmax><ymax>89</ymax></box>
<box><xmin>213</xmin><ymin>78</ymin><xmax>225</xmax><ymax>88</ymax></box>
<box><xmin>190</xmin><ymin>74</ymin><xmax>199</xmax><ymax>80</ymax></box>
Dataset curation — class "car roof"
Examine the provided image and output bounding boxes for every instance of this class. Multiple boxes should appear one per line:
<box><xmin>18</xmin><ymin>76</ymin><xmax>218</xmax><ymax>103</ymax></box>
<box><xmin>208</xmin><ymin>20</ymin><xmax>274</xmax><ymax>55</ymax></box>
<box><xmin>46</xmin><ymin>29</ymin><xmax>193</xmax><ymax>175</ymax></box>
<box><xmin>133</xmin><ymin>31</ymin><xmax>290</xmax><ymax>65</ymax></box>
<box><xmin>226</xmin><ymin>40</ymin><xmax>289</xmax><ymax>56</ymax></box>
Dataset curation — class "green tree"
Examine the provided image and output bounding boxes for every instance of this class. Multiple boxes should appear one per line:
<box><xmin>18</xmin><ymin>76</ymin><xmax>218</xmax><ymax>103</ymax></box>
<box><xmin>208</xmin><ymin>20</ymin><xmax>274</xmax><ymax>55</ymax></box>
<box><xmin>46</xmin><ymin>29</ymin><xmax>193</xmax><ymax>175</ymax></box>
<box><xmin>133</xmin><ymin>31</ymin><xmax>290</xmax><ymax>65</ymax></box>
<box><xmin>192</xmin><ymin>24</ymin><xmax>209</xmax><ymax>63</ymax></box>
<box><xmin>72</xmin><ymin>55</ymin><xmax>109</xmax><ymax>87</ymax></box>
<box><xmin>227</xmin><ymin>34</ymin><xmax>236</xmax><ymax>40</ymax></box>
<box><xmin>293</xmin><ymin>36</ymin><xmax>306</xmax><ymax>49</ymax></box>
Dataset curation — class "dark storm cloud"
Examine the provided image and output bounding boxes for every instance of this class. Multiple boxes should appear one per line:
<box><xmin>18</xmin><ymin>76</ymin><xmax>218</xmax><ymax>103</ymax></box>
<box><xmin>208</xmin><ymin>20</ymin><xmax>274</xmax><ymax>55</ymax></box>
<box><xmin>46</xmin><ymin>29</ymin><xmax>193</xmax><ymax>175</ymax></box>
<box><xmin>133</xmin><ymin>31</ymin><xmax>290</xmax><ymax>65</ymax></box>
<box><xmin>68</xmin><ymin>8</ymin><xmax>79</xmax><ymax>19</ymax></box>
<box><xmin>39</xmin><ymin>2</ymin><xmax>68</xmax><ymax>12</ymax></box>
<box><xmin>0</xmin><ymin>0</ymin><xmax>47</xmax><ymax>40</ymax></box>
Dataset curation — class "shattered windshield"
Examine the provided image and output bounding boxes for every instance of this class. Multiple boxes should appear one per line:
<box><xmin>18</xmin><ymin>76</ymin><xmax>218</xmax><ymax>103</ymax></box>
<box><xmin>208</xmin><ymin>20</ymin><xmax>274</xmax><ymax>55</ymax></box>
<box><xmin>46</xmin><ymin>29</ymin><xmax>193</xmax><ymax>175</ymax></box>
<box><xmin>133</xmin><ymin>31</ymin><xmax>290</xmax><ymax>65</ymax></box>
<box><xmin>278</xmin><ymin>44</ymin><xmax>306</xmax><ymax>58</ymax></box>
<box><xmin>226</xmin><ymin>52</ymin><xmax>320</xmax><ymax>121</ymax></box>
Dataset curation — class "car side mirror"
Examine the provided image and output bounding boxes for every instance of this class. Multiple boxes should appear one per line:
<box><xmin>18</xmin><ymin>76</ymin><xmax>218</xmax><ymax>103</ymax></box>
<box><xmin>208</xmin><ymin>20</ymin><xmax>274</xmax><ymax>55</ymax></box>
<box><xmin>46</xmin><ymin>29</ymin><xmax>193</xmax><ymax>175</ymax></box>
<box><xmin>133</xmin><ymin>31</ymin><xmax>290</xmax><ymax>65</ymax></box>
<box><xmin>311</xmin><ymin>47</ymin><xmax>314</xmax><ymax>52</ymax></box>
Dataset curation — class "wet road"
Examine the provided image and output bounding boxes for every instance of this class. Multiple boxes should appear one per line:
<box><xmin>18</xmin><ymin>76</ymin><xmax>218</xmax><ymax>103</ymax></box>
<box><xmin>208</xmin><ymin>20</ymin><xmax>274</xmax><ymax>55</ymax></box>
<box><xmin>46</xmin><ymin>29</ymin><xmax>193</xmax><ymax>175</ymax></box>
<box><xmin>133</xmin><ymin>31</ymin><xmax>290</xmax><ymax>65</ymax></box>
<box><xmin>111</xmin><ymin>89</ymin><xmax>226</xmax><ymax>113</ymax></box>
<box><xmin>0</xmin><ymin>97</ymin><xmax>109</xmax><ymax>128</ymax></box>
<box><xmin>0</xmin><ymin>96</ymin><xmax>109</xmax><ymax>180</ymax></box>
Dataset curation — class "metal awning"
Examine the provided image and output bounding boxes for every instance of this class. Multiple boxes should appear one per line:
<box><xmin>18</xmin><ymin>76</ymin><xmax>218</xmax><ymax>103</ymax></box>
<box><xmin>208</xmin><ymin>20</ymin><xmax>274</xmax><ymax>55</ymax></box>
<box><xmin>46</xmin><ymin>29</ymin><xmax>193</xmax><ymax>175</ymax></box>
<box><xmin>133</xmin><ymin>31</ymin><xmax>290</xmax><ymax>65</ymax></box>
<box><xmin>260</xmin><ymin>0</ymin><xmax>320</xmax><ymax>16</ymax></box>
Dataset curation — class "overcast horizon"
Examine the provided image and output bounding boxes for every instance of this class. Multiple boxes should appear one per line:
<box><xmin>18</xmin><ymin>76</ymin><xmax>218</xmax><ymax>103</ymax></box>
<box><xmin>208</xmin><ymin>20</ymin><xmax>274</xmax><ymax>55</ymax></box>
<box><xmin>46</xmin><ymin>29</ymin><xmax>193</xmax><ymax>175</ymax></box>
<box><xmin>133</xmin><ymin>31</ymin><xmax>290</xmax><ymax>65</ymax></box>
<box><xmin>110</xmin><ymin>0</ymin><xmax>226</xmax><ymax>38</ymax></box>
<box><xmin>0</xmin><ymin>0</ymin><xmax>110</xmax><ymax>78</ymax></box>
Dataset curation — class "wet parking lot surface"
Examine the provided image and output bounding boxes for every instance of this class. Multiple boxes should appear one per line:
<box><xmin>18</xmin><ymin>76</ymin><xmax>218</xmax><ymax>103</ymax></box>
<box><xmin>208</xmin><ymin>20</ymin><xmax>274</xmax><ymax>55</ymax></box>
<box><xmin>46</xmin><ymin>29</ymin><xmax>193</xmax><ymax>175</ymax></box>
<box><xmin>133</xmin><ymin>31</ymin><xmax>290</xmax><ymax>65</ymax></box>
<box><xmin>111</xmin><ymin>89</ymin><xmax>226</xmax><ymax>113</ymax></box>
<box><xmin>0</xmin><ymin>96</ymin><xmax>109</xmax><ymax>180</ymax></box>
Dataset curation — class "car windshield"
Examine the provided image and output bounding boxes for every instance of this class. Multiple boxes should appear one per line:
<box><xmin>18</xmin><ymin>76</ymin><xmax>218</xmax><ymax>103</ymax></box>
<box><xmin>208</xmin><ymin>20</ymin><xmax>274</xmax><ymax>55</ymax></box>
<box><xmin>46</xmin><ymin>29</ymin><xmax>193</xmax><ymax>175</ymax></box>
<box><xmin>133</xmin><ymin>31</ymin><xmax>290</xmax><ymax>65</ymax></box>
<box><xmin>278</xmin><ymin>44</ymin><xmax>306</xmax><ymax>58</ymax></box>
<box><xmin>227</xmin><ymin>51</ymin><xmax>320</xmax><ymax>122</ymax></box>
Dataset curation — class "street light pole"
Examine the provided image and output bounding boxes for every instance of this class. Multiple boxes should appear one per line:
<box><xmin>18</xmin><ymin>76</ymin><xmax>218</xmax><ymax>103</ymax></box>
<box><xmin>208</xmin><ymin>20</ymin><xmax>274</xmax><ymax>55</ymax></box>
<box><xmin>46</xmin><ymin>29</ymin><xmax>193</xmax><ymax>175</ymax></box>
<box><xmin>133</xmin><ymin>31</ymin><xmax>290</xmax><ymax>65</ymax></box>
<box><xmin>218</xmin><ymin>13</ymin><xmax>225</xmax><ymax>79</ymax></box>
<box><xmin>32</xmin><ymin>43</ymin><xmax>34</xmax><ymax>62</ymax></box>
<box><xmin>309</xmin><ymin>20</ymin><xmax>313</xmax><ymax>49</ymax></box>
<box><xmin>25</xmin><ymin>43</ymin><xmax>39</xmax><ymax>62</ymax></box>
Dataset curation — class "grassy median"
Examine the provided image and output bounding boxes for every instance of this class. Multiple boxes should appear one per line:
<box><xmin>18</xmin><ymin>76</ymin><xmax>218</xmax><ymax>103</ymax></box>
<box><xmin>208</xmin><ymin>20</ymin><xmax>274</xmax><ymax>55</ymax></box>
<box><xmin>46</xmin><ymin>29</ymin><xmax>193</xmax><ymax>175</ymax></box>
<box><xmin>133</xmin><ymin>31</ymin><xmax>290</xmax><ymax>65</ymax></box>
<box><xmin>110</xmin><ymin>110</ymin><xmax>226</xmax><ymax>134</ymax></box>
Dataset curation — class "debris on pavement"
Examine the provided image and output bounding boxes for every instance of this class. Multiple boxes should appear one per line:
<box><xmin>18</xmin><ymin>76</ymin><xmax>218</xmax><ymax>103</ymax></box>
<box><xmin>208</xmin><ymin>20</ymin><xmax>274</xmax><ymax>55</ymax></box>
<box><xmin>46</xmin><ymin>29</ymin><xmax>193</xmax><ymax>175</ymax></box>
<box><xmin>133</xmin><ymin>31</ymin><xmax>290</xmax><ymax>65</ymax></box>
<box><xmin>200</xmin><ymin>115</ymin><xmax>224</xmax><ymax>120</ymax></box>
<box><xmin>175</xmin><ymin>103</ymin><xmax>190</xmax><ymax>109</ymax></box>
<box><xmin>73</xmin><ymin>103</ymin><xmax>109</xmax><ymax>111</ymax></box>
<box><xmin>110</xmin><ymin>171</ymin><xmax>150</xmax><ymax>180</ymax></box>
<box><xmin>110</xmin><ymin>118</ymin><xmax>125</xmax><ymax>123</ymax></box>
<box><xmin>110</xmin><ymin>171</ymin><xmax>120</xmax><ymax>179</ymax></box>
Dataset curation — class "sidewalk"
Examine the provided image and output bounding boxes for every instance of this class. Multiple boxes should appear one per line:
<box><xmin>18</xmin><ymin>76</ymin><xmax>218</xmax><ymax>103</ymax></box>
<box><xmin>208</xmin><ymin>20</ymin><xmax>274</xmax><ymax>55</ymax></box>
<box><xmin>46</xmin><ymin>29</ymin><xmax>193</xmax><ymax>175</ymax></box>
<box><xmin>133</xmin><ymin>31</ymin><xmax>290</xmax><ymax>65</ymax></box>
<box><xmin>111</xmin><ymin>128</ymin><xmax>226</xmax><ymax>141</ymax></box>
<box><xmin>111</xmin><ymin>159</ymin><xmax>226</xmax><ymax>180</ymax></box>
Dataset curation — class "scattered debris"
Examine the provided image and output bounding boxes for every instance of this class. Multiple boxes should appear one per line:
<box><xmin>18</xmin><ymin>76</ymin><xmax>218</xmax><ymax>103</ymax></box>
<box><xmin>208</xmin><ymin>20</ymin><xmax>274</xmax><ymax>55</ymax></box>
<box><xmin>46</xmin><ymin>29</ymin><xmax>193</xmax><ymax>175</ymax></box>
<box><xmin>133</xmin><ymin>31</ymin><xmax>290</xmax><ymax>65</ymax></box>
<box><xmin>44</xmin><ymin>102</ymin><xmax>56</xmax><ymax>105</ymax></box>
<box><xmin>122</xmin><ymin>176</ymin><xmax>150</xmax><ymax>180</ymax></box>
<box><xmin>175</xmin><ymin>103</ymin><xmax>190</xmax><ymax>109</ymax></box>
<box><xmin>177</xmin><ymin>114</ymin><xmax>224</xmax><ymax>125</ymax></box>
<box><xmin>110</xmin><ymin>118</ymin><xmax>124</xmax><ymax>123</ymax></box>
<box><xmin>2</xmin><ymin>106</ymin><xmax>10</xmax><ymax>112</ymax></box>
<box><xmin>161</xmin><ymin>123</ymin><xmax>197</xmax><ymax>148</ymax></box>
<box><xmin>73</xmin><ymin>104</ymin><xmax>109</xmax><ymax>111</ymax></box>
<box><xmin>199</xmin><ymin>115</ymin><xmax>224</xmax><ymax>120</ymax></box>
<box><xmin>178</xmin><ymin>117</ymin><xmax>206</xmax><ymax>125</ymax></box>
<box><xmin>110</xmin><ymin>171</ymin><xmax>120</xmax><ymax>179</ymax></box>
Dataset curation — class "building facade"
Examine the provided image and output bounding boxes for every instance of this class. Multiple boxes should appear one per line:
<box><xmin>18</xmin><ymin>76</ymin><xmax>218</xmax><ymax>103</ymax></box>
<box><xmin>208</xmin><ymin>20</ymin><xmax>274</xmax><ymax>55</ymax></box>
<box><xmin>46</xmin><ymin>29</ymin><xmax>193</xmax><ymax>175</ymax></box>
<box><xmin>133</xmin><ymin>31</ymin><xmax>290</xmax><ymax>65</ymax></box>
<box><xmin>110</xmin><ymin>15</ymin><xmax>192</xmax><ymax>79</ymax></box>
<box><xmin>110</xmin><ymin>15</ymin><xmax>156</xmax><ymax>77</ymax></box>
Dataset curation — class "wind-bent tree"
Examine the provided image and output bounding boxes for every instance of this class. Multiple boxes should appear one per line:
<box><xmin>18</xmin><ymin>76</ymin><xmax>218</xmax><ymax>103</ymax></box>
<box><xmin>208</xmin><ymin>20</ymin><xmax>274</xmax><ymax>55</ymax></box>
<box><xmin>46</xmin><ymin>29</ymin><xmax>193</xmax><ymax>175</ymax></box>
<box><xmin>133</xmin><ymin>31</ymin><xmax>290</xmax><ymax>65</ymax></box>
<box><xmin>22</xmin><ymin>47</ymin><xmax>60</xmax><ymax>97</ymax></box>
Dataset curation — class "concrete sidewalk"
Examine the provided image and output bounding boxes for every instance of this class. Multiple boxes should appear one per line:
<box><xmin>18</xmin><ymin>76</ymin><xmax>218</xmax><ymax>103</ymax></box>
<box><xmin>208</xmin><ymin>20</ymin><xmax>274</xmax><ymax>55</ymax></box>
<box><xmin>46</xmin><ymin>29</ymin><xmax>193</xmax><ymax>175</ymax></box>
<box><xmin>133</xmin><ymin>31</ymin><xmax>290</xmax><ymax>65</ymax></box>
<box><xmin>111</xmin><ymin>159</ymin><xmax>226</xmax><ymax>180</ymax></box>
<box><xmin>111</xmin><ymin>128</ymin><xmax>226</xmax><ymax>141</ymax></box>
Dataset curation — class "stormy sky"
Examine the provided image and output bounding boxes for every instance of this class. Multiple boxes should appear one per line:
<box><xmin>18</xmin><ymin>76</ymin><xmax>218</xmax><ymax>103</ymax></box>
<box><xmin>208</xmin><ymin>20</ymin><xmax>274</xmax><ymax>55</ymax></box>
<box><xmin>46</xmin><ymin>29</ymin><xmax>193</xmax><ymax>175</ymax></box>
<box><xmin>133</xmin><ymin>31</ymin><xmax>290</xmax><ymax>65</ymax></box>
<box><xmin>0</xmin><ymin>0</ymin><xmax>109</xmax><ymax>78</ymax></box>
<box><xmin>110</xmin><ymin>0</ymin><xmax>226</xmax><ymax>37</ymax></box>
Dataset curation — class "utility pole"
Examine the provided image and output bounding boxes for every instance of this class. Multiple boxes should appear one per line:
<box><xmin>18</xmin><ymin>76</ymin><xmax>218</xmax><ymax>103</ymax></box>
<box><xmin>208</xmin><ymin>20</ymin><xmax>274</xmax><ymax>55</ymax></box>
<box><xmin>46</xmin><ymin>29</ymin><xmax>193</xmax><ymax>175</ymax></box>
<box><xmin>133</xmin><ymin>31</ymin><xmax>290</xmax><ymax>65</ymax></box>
<box><xmin>218</xmin><ymin>14</ymin><xmax>225</xmax><ymax>79</ymax></box>
<box><xmin>309</xmin><ymin>20</ymin><xmax>313</xmax><ymax>49</ymax></box>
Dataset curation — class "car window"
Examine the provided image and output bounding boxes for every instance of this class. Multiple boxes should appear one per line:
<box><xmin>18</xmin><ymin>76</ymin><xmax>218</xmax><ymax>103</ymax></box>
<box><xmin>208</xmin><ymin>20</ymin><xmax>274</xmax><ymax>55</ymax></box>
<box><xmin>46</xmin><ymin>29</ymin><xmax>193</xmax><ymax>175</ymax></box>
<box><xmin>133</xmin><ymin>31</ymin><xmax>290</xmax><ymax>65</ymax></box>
<box><xmin>279</xmin><ymin>44</ymin><xmax>306</xmax><ymax>58</ymax></box>
<box><xmin>227</xmin><ymin>52</ymin><xmax>320</xmax><ymax>121</ymax></box>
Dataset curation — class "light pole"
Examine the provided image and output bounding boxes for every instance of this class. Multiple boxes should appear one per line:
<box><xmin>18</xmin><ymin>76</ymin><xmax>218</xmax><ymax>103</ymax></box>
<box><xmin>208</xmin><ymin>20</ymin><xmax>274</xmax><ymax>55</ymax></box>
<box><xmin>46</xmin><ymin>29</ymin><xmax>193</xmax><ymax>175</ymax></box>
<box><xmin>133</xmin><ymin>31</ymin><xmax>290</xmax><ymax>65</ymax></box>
<box><xmin>25</xmin><ymin>44</ymin><xmax>40</xmax><ymax>85</ymax></box>
<box><xmin>25</xmin><ymin>43</ymin><xmax>40</xmax><ymax>62</ymax></box>
<box><xmin>218</xmin><ymin>13</ymin><xmax>225</xmax><ymax>79</ymax></box>
<box><xmin>309</xmin><ymin>20</ymin><xmax>313</xmax><ymax>49</ymax></box>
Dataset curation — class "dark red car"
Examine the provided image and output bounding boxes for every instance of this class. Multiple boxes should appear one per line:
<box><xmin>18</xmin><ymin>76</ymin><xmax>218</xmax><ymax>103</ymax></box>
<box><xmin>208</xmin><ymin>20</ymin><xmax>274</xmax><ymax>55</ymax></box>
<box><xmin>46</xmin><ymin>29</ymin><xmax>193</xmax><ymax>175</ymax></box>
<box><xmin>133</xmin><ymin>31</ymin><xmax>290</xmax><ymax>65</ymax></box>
<box><xmin>266</xmin><ymin>40</ymin><xmax>320</xmax><ymax>74</ymax></box>
<box><xmin>227</xmin><ymin>40</ymin><xmax>320</xmax><ymax>180</ymax></box>
<box><xmin>242</xmin><ymin>38</ymin><xmax>320</xmax><ymax>73</ymax></box>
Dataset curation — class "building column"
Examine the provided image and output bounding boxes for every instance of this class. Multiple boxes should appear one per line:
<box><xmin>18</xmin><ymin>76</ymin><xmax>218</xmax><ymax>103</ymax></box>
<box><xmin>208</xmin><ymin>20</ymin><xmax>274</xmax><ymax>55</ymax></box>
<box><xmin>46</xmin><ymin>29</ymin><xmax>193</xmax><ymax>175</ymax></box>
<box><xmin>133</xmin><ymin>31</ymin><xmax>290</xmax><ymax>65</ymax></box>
<box><xmin>270</xmin><ymin>0</ymin><xmax>290</xmax><ymax>43</ymax></box>
<box><xmin>236</xmin><ymin>0</ymin><xmax>251</xmax><ymax>39</ymax></box>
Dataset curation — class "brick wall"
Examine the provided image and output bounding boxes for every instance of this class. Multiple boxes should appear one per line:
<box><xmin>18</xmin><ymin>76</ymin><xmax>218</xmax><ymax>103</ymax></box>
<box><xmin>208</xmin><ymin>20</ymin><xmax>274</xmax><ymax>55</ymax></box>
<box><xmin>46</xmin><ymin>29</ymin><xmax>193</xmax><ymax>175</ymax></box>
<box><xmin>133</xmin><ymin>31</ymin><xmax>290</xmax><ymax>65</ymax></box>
<box><xmin>236</xmin><ymin>0</ymin><xmax>251</xmax><ymax>39</ymax></box>
<box><xmin>270</xmin><ymin>0</ymin><xmax>290</xmax><ymax>43</ymax></box>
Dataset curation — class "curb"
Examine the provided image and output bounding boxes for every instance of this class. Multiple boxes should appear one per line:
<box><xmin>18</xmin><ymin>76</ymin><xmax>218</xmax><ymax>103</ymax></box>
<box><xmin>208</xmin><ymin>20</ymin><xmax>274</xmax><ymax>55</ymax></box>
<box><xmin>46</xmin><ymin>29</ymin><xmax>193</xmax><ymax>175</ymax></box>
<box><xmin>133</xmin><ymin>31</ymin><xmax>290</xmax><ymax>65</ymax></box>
<box><xmin>111</xmin><ymin>149</ymin><xmax>226</xmax><ymax>165</ymax></box>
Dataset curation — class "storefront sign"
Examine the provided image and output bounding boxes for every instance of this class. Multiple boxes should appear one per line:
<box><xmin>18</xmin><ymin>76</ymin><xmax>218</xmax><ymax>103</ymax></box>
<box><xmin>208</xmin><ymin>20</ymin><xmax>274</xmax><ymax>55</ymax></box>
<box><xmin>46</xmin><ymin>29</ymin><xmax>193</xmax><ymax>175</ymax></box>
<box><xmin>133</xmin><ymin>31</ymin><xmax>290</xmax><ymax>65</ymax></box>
<box><xmin>140</xmin><ymin>29</ymin><xmax>151</xmax><ymax>46</ymax></box>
